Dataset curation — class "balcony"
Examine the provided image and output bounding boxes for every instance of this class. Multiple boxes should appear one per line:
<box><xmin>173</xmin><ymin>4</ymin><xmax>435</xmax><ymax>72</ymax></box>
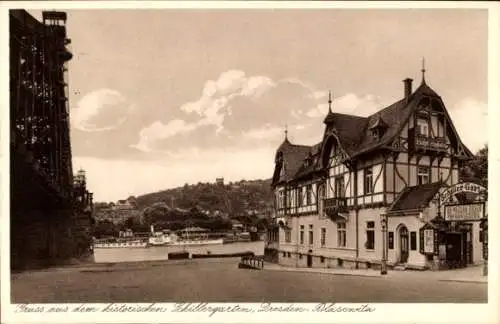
<box><xmin>275</xmin><ymin>216</ymin><xmax>291</xmax><ymax>229</ymax></box>
<box><xmin>323</xmin><ymin>197</ymin><xmax>349</xmax><ymax>221</ymax></box>
<box><xmin>413</xmin><ymin>134</ymin><xmax>448</xmax><ymax>153</ymax></box>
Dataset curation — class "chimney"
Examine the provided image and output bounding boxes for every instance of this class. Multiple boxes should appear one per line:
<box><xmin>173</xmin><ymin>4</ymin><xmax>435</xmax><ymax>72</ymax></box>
<box><xmin>403</xmin><ymin>78</ymin><xmax>413</xmax><ymax>101</ymax></box>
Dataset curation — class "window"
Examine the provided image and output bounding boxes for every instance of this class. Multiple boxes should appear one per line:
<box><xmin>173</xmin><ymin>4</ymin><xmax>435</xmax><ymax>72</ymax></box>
<box><xmin>308</xmin><ymin>225</ymin><xmax>314</xmax><ymax>245</ymax></box>
<box><xmin>334</xmin><ymin>177</ymin><xmax>345</xmax><ymax>198</ymax></box>
<box><xmin>298</xmin><ymin>188</ymin><xmax>303</xmax><ymax>207</ymax></box>
<box><xmin>417</xmin><ymin>166</ymin><xmax>430</xmax><ymax>185</ymax></box>
<box><xmin>320</xmin><ymin>256</ymin><xmax>325</xmax><ymax>263</ymax></box>
<box><xmin>287</xmin><ymin>252</ymin><xmax>291</xmax><ymax>257</ymax></box>
<box><xmin>278</xmin><ymin>191</ymin><xmax>284</xmax><ymax>209</ymax></box>
<box><xmin>282</xmin><ymin>252</ymin><xmax>286</xmax><ymax>257</ymax></box>
<box><xmin>300</xmin><ymin>225</ymin><xmax>304</xmax><ymax>245</ymax></box>
<box><xmin>337</xmin><ymin>222</ymin><xmax>346</xmax><ymax>247</ymax></box>
<box><xmin>321</xmin><ymin>228</ymin><xmax>326</xmax><ymax>247</ymax></box>
<box><xmin>366</xmin><ymin>221</ymin><xmax>375</xmax><ymax>250</ymax></box>
<box><xmin>318</xmin><ymin>183</ymin><xmax>326</xmax><ymax>219</ymax></box>
<box><xmin>306</xmin><ymin>185</ymin><xmax>312</xmax><ymax>205</ymax></box>
<box><xmin>417</xmin><ymin>118</ymin><xmax>429</xmax><ymax>137</ymax></box>
<box><xmin>285</xmin><ymin>229</ymin><xmax>291</xmax><ymax>243</ymax></box>
<box><xmin>388</xmin><ymin>232</ymin><xmax>394</xmax><ymax>250</ymax></box>
<box><xmin>364</xmin><ymin>167</ymin><xmax>373</xmax><ymax>194</ymax></box>
<box><xmin>410</xmin><ymin>231</ymin><xmax>417</xmax><ymax>251</ymax></box>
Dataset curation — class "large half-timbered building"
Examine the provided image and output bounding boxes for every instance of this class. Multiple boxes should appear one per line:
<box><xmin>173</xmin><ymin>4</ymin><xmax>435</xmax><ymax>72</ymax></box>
<box><xmin>267</xmin><ymin>70</ymin><xmax>488</xmax><ymax>271</ymax></box>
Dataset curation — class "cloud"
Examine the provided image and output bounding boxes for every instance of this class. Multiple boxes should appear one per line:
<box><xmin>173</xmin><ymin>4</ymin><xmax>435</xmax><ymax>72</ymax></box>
<box><xmin>131</xmin><ymin>120</ymin><xmax>198</xmax><ymax>152</ymax></box>
<box><xmin>242</xmin><ymin>124</ymin><xmax>283</xmax><ymax>140</ymax></box>
<box><xmin>448</xmin><ymin>98</ymin><xmax>488</xmax><ymax>153</ymax></box>
<box><xmin>180</xmin><ymin>70</ymin><xmax>276</xmax><ymax>129</ymax></box>
<box><xmin>71</xmin><ymin>88</ymin><xmax>135</xmax><ymax>132</ymax></box>
<box><xmin>131</xmin><ymin>70</ymin><xmax>389</xmax><ymax>153</ymax></box>
<box><xmin>132</xmin><ymin>70</ymin><xmax>281</xmax><ymax>152</ymax></box>
<box><xmin>306</xmin><ymin>93</ymin><xmax>384</xmax><ymax>118</ymax></box>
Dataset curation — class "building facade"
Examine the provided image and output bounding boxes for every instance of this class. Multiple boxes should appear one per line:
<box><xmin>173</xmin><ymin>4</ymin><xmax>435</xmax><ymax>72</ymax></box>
<box><xmin>267</xmin><ymin>72</ymin><xmax>487</xmax><ymax>271</ymax></box>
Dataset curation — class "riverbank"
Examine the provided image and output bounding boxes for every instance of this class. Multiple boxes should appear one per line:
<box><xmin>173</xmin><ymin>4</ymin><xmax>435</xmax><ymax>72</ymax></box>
<box><xmin>93</xmin><ymin>241</ymin><xmax>264</xmax><ymax>263</ymax></box>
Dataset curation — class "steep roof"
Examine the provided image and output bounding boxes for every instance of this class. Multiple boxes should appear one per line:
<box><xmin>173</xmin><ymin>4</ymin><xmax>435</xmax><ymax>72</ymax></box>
<box><xmin>323</xmin><ymin>81</ymin><xmax>468</xmax><ymax>160</ymax></box>
<box><xmin>273</xmin><ymin>138</ymin><xmax>313</xmax><ymax>184</ymax></box>
<box><xmin>293</xmin><ymin>142</ymin><xmax>324</xmax><ymax>180</ymax></box>
<box><xmin>272</xmin><ymin>78</ymin><xmax>473</xmax><ymax>186</ymax></box>
<box><xmin>324</xmin><ymin>112</ymin><xmax>368</xmax><ymax>155</ymax></box>
<box><xmin>388</xmin><ymin>182</ymin><xmax>443</xmax><ymax>213</ymax></box>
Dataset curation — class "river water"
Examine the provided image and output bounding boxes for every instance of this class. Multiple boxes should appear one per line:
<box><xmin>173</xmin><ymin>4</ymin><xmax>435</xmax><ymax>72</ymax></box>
<box><xmin>93</xmin><ymin>241</ymin><xmax>265</xmax><ymax>263</ymax></box>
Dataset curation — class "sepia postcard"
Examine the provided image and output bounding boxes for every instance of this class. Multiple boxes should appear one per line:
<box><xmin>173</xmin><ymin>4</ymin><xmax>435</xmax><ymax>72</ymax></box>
<box><xmin>1</xmin><ymin>1</ymin><xmax>499</xmax><ymax>324</ymax></box>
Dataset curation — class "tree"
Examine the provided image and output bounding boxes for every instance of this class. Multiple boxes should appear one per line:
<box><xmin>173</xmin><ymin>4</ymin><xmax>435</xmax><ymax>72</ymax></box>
<box><xmin>461</xmin><ymin>144</ymin><xmax>488</xmax><ymax>185</ymax></box>
<box><xmin>124</xmin><ymin>216</ymin><xmax>136</xmax><ymax>229</ymax></box>
<box><xmin>93</xmin><ymin>220</ymin><xmax>119</xmax><ymax>238</ymax></box>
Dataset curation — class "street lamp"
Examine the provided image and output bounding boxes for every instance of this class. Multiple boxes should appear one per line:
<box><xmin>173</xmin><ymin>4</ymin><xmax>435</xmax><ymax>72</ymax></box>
<box><xmin>380</xmin><ymin>213</ymin><xmax>388</xmax><ymax>275</ymax></box>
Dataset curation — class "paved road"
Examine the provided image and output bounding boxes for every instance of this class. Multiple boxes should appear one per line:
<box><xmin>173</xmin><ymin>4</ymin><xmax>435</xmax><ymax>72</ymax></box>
<box><xmin>11</xmin><ymin>258</ymin><xmax>487</xmax><ymax>303</ymax></box>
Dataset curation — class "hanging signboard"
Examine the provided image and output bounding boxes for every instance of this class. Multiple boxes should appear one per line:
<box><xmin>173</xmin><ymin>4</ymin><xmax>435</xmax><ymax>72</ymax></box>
<box><xmin>444</xmin><ymin>202</ymin><xmax>485</xmax><ymax>222</ymax></box>
<box><xmin>439</xmin><ymin>182</ymin><xmax>487</xmax><ymax>204</ymax></box>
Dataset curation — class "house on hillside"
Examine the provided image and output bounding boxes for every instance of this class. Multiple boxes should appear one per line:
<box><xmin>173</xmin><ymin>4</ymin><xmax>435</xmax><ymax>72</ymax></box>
<box><xmin>267</xmin><ymin>69</ymin><xmax>487</xmax><ymax>271</ymax></box>
<box><xmin>113</xmin><ymin>198</ymin><xmax>136</xmax><ymax>211</ymax></box>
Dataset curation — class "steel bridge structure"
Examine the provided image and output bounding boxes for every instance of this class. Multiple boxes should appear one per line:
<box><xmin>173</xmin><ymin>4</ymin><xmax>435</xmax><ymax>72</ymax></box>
<box><xmin>10</xmin><ymin>10</ymin><xmax>94</xmax><ymax>270</ymax></box>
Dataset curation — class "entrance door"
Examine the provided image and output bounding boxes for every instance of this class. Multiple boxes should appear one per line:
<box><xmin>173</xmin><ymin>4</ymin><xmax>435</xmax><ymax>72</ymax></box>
<box><xmin>445</xmin><ymin>233</ymin><xmax>462</xmax><ymax>269</ymax></box>
<box><xmin>400</xmin><ymin>227</ymin><xmax>409</xmax><ymax>263</ymax></box>
<box><xmin>307</xmin><ymin>253</ymin><xmax>313</xmax><ymax>268</ymax></box>
<box><xmin>463</xmin><ymin>225</ymin><xmax>473</xmax><ymax>265</ymax></box>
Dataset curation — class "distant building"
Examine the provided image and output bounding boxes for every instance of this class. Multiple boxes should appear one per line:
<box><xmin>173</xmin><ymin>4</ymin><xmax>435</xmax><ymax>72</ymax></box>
<box><xmin>267</xmin><ymin>71</ymin><xmax>487</xmax><ymax>271</ymax></box>
<box><xmin>113</xmin><ymin>197</ymin><xmax>136</xmax><ymax>211</ymax></box>
<box><xmin>119</xmin><ymin>229</ymin><xmax>134</xmax><ymax>238</ymax></box>
<box><xmin>216</xmin><ymin>178</ymin><xmax>224</xmax><ymax>186</ymax></box>
<box><xmin>94</xmin><ymin>197</ymin><xmax>139</xmax><ymax>225</ymax></box>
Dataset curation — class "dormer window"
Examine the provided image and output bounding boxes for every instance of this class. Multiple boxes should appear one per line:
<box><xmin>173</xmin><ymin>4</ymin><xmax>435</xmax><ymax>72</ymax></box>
<box><xmin>370</xmin><ymin>128</ymin><xmax>381</xmax><ymax>140</ymax></box>
<box><xmin>369</xmin><ymin>116</ymin><xmax>388</xmax><ymax>140</ymax></box>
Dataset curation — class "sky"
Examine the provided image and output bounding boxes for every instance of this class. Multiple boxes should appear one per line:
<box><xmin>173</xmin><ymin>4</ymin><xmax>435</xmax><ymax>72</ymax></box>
<box><xmin>29</xmin><ymin>8</ymin><xmax>488</xmax><ymax>202</ymax></box>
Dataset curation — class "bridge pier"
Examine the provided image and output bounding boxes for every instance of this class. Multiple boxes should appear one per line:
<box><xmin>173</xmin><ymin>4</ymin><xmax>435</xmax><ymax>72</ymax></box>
<box><xmin>10</xmin><ymin>10</ymin><xmax>94</xmax><ymax>271</ymax></box>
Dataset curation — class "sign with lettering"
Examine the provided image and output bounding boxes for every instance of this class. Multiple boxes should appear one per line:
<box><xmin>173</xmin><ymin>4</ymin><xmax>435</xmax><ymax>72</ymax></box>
<box><xmin>444</xmin><ymin>203</ymin><xmax>485</xmax><ymax>222</ymax></box>
<box><xmin>439</xmin><ymin>182</ymin><xmax>487</xmax><ymax>204</ymax></box>
<box><xmin>415</xmin><ymin>136</ymin><xmax>448</xmax><ymax>152</ymax></box>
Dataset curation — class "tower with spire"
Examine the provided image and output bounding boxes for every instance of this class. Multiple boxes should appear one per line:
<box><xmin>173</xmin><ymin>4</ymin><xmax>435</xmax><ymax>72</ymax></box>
<box><xmin>324</xmin><ymin>90</ymin><xmax>336</xmax><ymax>124</ymax></box>
<box><xmin>328</xmin><ymin>90</ymin><xmax>333</xmax><ymax>113</ymax></box>
<box><xmin>421</xmin><ymin>57</ymin><xmax>426</xmax><ymax>84</ymax></box>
